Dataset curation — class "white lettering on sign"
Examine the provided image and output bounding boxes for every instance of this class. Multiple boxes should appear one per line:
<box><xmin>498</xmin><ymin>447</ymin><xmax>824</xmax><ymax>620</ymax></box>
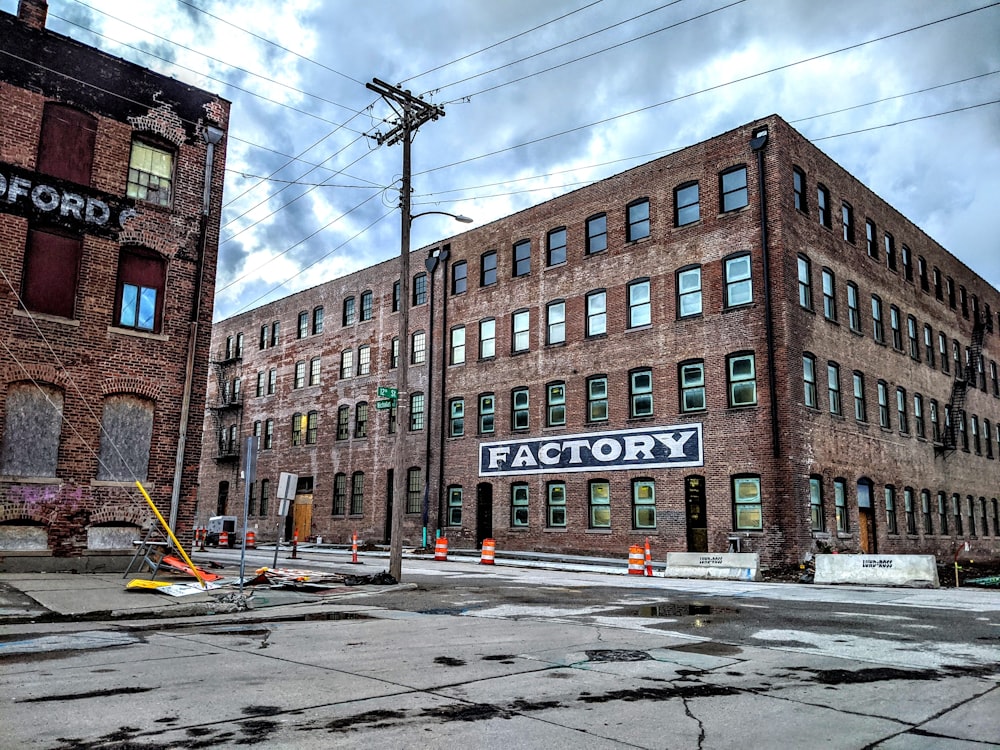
<box><xmin>861</xmin><ymin>559</ymin><xmax>894</xmax><ymax>569</ymax></box>
<box><xmin>0</xmin><ymin>166</ymin><xmax>132</xmax><ymax>230</ymax></box>
<box><xmin>480</xmin><ymin>424</ymin><xmax>703</xmax><ymax>476</ymax></box>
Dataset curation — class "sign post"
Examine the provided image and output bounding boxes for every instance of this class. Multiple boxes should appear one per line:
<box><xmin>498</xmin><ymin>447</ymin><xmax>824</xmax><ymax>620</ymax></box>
<box><xmin>239</xmin><ymin>437</ymin><xmax>258</xmax><ymax>592</ymax></box>
<box><xmin>273</xmin><ymin>472</ymin><xmax>297</xmax><ymax>569</ymax></box>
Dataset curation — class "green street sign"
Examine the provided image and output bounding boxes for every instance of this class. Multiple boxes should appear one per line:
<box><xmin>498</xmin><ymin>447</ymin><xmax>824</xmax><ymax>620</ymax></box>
<box><xmin>375</xmin><ymin>398</ymin><xmax>395</xmax><ymax>410</ymax></box>
<box><xmin>377</xmin><ymin>386</ymin><xmax>398</xmax><ymax>399</ymax></box>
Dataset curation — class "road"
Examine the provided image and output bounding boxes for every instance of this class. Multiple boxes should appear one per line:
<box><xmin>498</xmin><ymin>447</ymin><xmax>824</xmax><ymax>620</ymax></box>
<box><xmin>1</xmin><ymin>550</ymin><xmax>998</xmax><ymax>749</ymax></box>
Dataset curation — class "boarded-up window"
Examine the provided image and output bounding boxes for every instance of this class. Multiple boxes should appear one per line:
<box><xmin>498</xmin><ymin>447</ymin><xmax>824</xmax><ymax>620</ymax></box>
<box><xmin>0</xmin><ymin>382</ymin><xmax>63</xmax><ymax>477</ymax></box>
<box><xmin>22</xmin><ymin>229</ymin><xmax>82</xmax><ymax>319</ymax></box>
<box><xmin>36</xmin><ymin>102</ymin><xmax>97</xmax><ymax>185</ymax></box>
<box><xmin>115</xmin><ymin>248</ymin><xmax>166</xmax><ymax>333</ymax></box>
<box><xmin>97</xmin><ymin>395</ymin><xmax>154</xmax><ymax>481</ymax></box>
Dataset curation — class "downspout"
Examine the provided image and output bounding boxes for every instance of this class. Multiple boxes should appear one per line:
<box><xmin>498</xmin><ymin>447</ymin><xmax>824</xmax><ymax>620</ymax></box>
<box><xmin>422</xmin><ymin>251</ymin><xmax>437</xmax><ymax>547</ymax></box>
<box><xmin>436</xmin><ymin>246</ymin><xmax>450</xmax><ymax>537</ymax></box>
<box><xmin>169</xmin><ymin>123</ymin><xmax>224</xmax><ymax>531</ymax></box>
<box><xmin>750</xmin><ymin>125</ymin><xmax>780</xmax><ymax>459</ymax></box>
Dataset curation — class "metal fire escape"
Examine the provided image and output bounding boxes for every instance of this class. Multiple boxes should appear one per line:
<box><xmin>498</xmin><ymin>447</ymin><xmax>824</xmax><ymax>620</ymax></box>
<box><xmin>936</xmin><ymin>313</ymin><xmax>986</xmax><ymax>459</ymax></box>
<box><xmin>209</xmin><ymin>341</ymin><xmax>243</xmax><ymax>464</ymax></box>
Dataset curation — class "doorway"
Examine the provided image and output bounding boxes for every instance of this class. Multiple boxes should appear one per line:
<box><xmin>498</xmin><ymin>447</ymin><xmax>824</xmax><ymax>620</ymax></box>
<box><xmin>476</xmin><ymin>482</ymin><xmax>493</xmax><ymax>548</ymax></box>
<box><xmin>293</xmin><ymin>494</ymin><xmax>313</xmax><ymax>541</ymax></box>
<box><xmin>216</xmin><ymin>481</ymin><xmax>229</xmax><ymax>516</ymax></box>
<box><xmin>685</xmin><ymin>475</ymin><xmax>707</xmax><ymax>552</ymax></box>
<box><xmin>857</xmin><ymin>478</ymin><xmax>876</xmax><ymax>554</ymax></box>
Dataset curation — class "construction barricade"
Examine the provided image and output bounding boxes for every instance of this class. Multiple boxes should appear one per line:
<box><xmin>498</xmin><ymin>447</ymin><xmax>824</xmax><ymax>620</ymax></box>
<box><xmin>434</xmin><ymin>537</ymin><xmax>448</xmax><ymax>561</ymax></box>
<box><xmin>627</xmin><ymin>544</ymin><xmax>645</xmax><ymax>575</ymax></box>
<box><xmin>480</xmin><ymin>538</ymin><xmax>496</xmax><ymax>565</ymax></box>
<box><xmin>245</xmin><ymin>530</ymin><xmax>256</xmax><ymax>548</ymax></box>
<box><xmin>219</xmin><ymin>530</ymin><xmax>229</xmax><ymax>548</ymax></box>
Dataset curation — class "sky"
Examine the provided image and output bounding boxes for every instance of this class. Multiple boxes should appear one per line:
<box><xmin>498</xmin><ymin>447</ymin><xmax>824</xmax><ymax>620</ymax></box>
<box><xmin>7</xmin><ymin>0</ymin><xmax>999</xmax><ymax>320</ymax></box>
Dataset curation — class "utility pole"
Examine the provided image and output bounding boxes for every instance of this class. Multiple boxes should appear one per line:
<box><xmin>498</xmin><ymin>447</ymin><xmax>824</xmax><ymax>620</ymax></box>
<box><xmin>366</xmin><ymin>78</ymin><xmax>445</xmax><ymax>582</ymax></box>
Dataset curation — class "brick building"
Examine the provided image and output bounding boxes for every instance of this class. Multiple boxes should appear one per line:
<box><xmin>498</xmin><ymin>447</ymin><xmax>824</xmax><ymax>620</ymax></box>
<box><xmin>201</xmin><ymin>114</ymin><xmax>998</xmax><ymax>567</ymax></box>
<box><xmin>0</xmin><ymin>0</ymin><xmax>230</xmax><ymax>570</ymax></box>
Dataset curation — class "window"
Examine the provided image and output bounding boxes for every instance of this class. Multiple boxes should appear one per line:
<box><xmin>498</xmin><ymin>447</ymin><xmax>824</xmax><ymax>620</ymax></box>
<box><xmin>797</xmin><ymin>255</ymin><xmax>812</xmax><ymax>309</ymax></box>
<box><xmin>727</xmin><ymin>353</ymin><xmax>757</xmax><ymax>407</ymax></box>
<box><xmin>802</xmin><ymin>354</ymin><xmax>818</xmax><ymax>408</ymax></box>
<box><xmin>511</xmin><ymin>387</ymin><xmax>529</xmax><ymax>430</ymax></box>
<box><xmin>447</xmin><ymin>486</ymin><xmax>463</xmax><ymax>526</ymax></box>
<box><xmin>264</xmin><ymin>418</ymin><xmax>274</xmax><ymax>450</ymax></box>
<box><xmin>633</xmin><ymin>479</ymin><xmax>656</xmax><ymax>529</ymax></box>
<box><xmin>511</xmin><ymin>484</ymin><xmax>529</xmax><ymax>527</ymax></box>
<box><xmin>940</xmin><ymin>333</ymin><xmax>949</xmax><ymax>374</ymax></box>
<box><xmin>354</xmin><ymin>402</ymin><xmax>368</xmax><ymax>438</ymax></box>
<box><xmin>586</xmin><ymin>213</ymin><xmax>607</xmax><ymax>254</ymax></box>
<box><xmin>992</xmin><ymin>361</ymin><xmax>999</xmax><ymax>396</ymax></box>
<box><xmin>896</xmin><ymin>387</ymin><xmax>908</xmax><ymax>434</ymax></box>
<box><xmin>866</xmin><ymin>219</ymin><xmax>877</xmax><ymax>258</ymax></box>
<box><xmin>257</xmin><ymin>479</ymin><xmax>268</xmax><ymax>516</ymax></box>
<box><xmin>388</xmin><ymin>403</ymin><xmax>397</xmax><ymax>434</ymax></box>
<box><xmin>297</xmin><ymin>311</ymin><xmax>308</xmax><ymax>338</ymax></box>
<box><xmin>256</xmin><ymin>371</ymin><xmax>265</xmax><ymax>397</ymax></box>
<box><xmin>451</xmin><ymin>262</ymin><xmax>467</xmax><ymax>295</ymax></box>
<box><xmin>628</xmin><ymin>279</ymin><xmax>651</xmax><ymax>327</ymax></box>
<box><xmin>720</xmin><ymin>166</ymin><xmax>748</xmax><ymax>212</ymax></box>
<box><xmin>450</xmin><ymin>398</ymin><xmax>464</xmax><ymax>437</ymax></box>
<box><xmin>450</xmin><ymin>326</ymin><xmax>466</xmax><ymax>365</ymax></box>
<box><xmin>901</xmin><ymin>245</ymin><xmax>913</xmax><ymax>282</ymax></box>
<box><xmin>733</xmin><ymin>476</ymin><xmax>762</xmax><ymax>530</ymax></box>
<box><xmin>627</xmin><ymin>198</ymin><xmax>650</xmax><ymax>241</ymax></box>
<box><xmin>981</xmin><ymin>498</ymin><xmax>989</xmax><ymax>537</ymax></box>
<box><xmin>586</xmin><ymin>290</ymin><xmax>607</xmax><ymax>336</ymax></box>
<box><xmin>841</xmin><ymin>202</ymin><xmax>855</xmax><ymax>243</ymax></box>
<box><xmin>959</xmin><ymin>410</ymin><xmax>969</xmax><ymax>451</ymax></box>
<box><xmin>512</xmin><ymin>310</ymin><xmax>530</xmax><ymax>353</ymax></box>
<box><xmin>114</xmin><ymin>248</ymin><xmax>165</xmax><ymax>332</ymax></box>
<box><xmin>922</xmin><ymin>490</ymin><xmax>933</xmax><ymax>534</ymax></box>
<box><xmin>822</xmin><ymin>268</ymin><xmax>836</xmax><ymax>320</ymax></box>
<box><xmin>479</xmin><ymin>318</ymin><xmax>496</xmax><ymax>359</ymax></box>
<box><xmin>904</xmin><ymin>488</ymin><xmax>916</xmax><ymax>534</ymax></box>
<box><xmin>360</xmin><ymin>291</ymin><xmax>373</xmax><ymax>321</ymax></box>
<box><xmin>918</xmin><ymin>256</ymin><xmax>929</xmax><ymax>291</ymax></box>
<box><xmin>294</xmin><ymin>361</ymin><xmax>305</xmax><ymax>389</ymax></box>
<box><xmin>953</xmin><ymin>340</ymin><xmax>962</xmax><ymax>378</ymax></box>
<box><xmin>853</xmin><ymin>371</ymin><xmax>866</xmax><ymax>422</ymax></box>
<box><xmin>847</xmin><ymin>282</ymin><xmax>861</xmax><ymax>332</ymax></box>
<box><xmin>890</xmin><ymin>306</ymin><xmax>902</xmax><ymax>350</ymax></box>
<box><xmin>993</xmin><ymin>499</ymin><xmax>999</xmax><ymax>537</ymax></box>
<box><xmin>817</xmin><ymin>184</ymin><xmax>831</xmax><ymax>227</ymax></box>
<box><xmin>930</xmin><ymin>399</ymin><xmax>941</xmax><ymax>442</ymax></box>
<box><xmin>885</xmin><ymin>486</ymin><xmax>898</xmax><ymax>534</ymax></box>
<box><xmin>885</xmin><ymin>233</ymin><xmax>897</xmax><ymax>271</ymax></box>
<box><xmin>953</xmin><ymin>495</ymin><xmax>963</xmax><ymax>535</ymax></box>
<box><xmin>350</xmin><ymin>472</ymin><xmax>365</xmax><ymax>515</ymax></box>
<box><xmin>306</xmin><ymin>411</ymin><xmax>318</xmax><ymax>444</ymax></box>
<box><xmin>342</xmin><ymin>297</ymin><xmax>355</xmax><ymax>326</ymax></box>
<box><xmin>267</xmin><ymin>368</ymin><xmax>277</xmax><ymax>395</ymax></box>
<box><xmin>587</xmin><ymin>376</ymin><xmax>608</xmax><ymax>422</ymax></box>
<box><xmin>340</xmin><ymin>349</ymin><xmax>353</xmax><ymax>379</ymax></box>
<box><xmin>724</xmin><ymin>255</ymin><xmax>752</xmax><ymax>306</ymax></box>
<box><xmin>392</xmin><ymin>280</ymin><xmax>400</xmax><ymax>312</ymax></box>
<box><xmin>677</xmin><ymin>267</ymin><xmax>702</xmax><ymax>317</ymax></box>
<box><xmin>968</xmin><ymin>496</ymin><xmax>977</xmax><ymax>537</ymax></box>
<box><xmin>986</xmin><ymin>419</ymin><xmax>994</xmax><ymax>459</ymax></box>
<box><xmin>924</xmin><ymin>325</ymin><xmax>935</xmax><ymax>367</ymax></box>
<box><xmin>390</xmin><ymin>337</ymin><xmax>399</xmax><ymax>369</ymax></box>
<box><xmin>1</xmin><ymin>383</ymin><xmax>63</xmax><ymax>478</ymax></box>
<box><xmin>972</xmin><ymin>415</ymin><xmax>981</xmax><ymax>454</ymax></box>
<box><xmin>947</xmin><ymin>276</ymin><xmax>955</xmax><ymax>307</ymax></box>
<box><xmin>547</xmin><ymin>301</ymin><xmax>566</xmax><ymax>345</ymax></box>
<box><xmin>871</xmin><ymin>296</ymin><xmax>884</xmax><ymax>342</ymax></box>
<box><xmin>547</xmin><ymin>228</ymin><xmax>566</xmax><ymax>266</ymax></box>
<box><xmin>337</xmin><ymin>406</ymin><xmax>349</xmax><ymax>440</ymax></box>
<box><xmin>630</xmin><ymin>369</ymin><xmax>653</xmax><ymax>418</ymax></box>
<box><xmin>38</xmin><ymin>103</ymin><xmax>96</xmax><ymax>184</ymax></box>
<box><xmin>589</xmin><ymin>480</ymin><xmax>611</xmax><ymax>528</ymax></box>
<box><xmin>406</xmin><ymin>468</ymin><xmax>422</xmax><ymax>514</ymax></box>
<box><xmin>513</xmin><ymin>239</ymin><xmax>531</xmax><ymax>277</ymax></box>
<box><xmin>411</xmin><ymin>331</ymin><xmax>426</xmax><ymax>364</ymax></box>
<box><xmin>481</xmin><ymin>251</ymin><xmax>497</xmax><ymax>286</ymax></box>
<box><xmin>532</xmin><ymin>382</ymin><xmax>563</xmax><ymax>431</ymax></box>
<box><xmin>676</xmin><ymin>181</ymin><xmax>700</xmax><ymax>225</ymax></box>
<box><xmin>827</xmin><ymin>362</ymin><xmax>841</xmax><ymax>415</ymax></box>
<box><xmin>792</xmin><ymin>168</ymin><xmax>806</xmax><ymax>212</ymax></box>
<box><xmin>834</xmin><ymin>478</ymin><xmax>848</xmax><ymax>532</ymax></box>
<box><xmin>809</xmin><ymin>476</ymin><xmax>824</xmax><ymax>531</ymax></box>
<box><xmin>410</xmin><ymin>393</ymin><xmax>424</xmax><ymax>431</ymax></box>
<box><xmin>248</xmin><ymin>482</ymin><xmax>256</xmax><ymax>516</ymax></box>
<box><xmin>479</xmin><ymin>393</ymin><xmax>495</xmax><ymax>434</ymax></box>
<box><xmin>877</xmin><ymin>380</ymin><xmax>890</xmax><ymax>429</ymax></box>
<box><xmin>938</xmin><ymin>492</ymin><xmax>948</xmax><ymax>535</ymax></box>
<box><xmin>259</xmin><ymin>325</ymin><xmax>268</xmax><ymax>350</ymax></box>
<box><xmin>271</xmin><ymin>320</ymin><xmax>280</xmax><ymax>346</ymax></box>
<box><xmin>547</xmin><ymin>482</ymin><xmax>566</xmax><ymax>527</ymax></box>
<box><xmin>311</xmin><ymin>306</ymin><xmax>324</xmax><ymax>334</ymax></box>
<box><xmin>681</xmin><ymin>360</ymin><xmax>706</xmax><ymax>412</ymax></box>
<box><xmin>126</xmin><ymin>139</ymin><xmax>173</xmax><ymax>206</ymax></box>
<box><xmin>907</xmin><ymin>316</ymin><xmax>919</xmax><ymax>360</ymax></box>
<box><xmin>934</xmin><ymin>268</ymin><xmax>943</xmax><ymax>300</ymax></box>
<box><xmin>914</xmin><ymin>393</ymin><xmax>925</xmax><ymax>438</ymax></box>
<box><xmin>309</xmin><ymin>357</ymin><xmax>321</xmax><ymax>386</ymax></box>
<box><xmin>413</xmin><ymin>273</ymin><xmax>427</xmax><ymax>305</ymax></box>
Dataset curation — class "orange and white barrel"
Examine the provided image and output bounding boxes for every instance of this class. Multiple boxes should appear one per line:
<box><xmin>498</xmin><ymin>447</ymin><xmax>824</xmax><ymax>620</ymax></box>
<box><xmin>480</xmin><ymin>538</ymin><xmax>496</xmax><ymax>565</ymax></box>
<box><xmin>434</xmin><ymin>537</ymin><xmax>448</xmax><ymax>561</ymax></box>
<box><xmin>627</xmin><ymin>544</ymin><xmax>644</xmax><ymax>575</ymax></box>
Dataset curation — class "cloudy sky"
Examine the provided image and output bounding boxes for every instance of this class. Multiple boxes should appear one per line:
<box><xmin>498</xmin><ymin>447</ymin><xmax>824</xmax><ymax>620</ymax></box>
<box><xmin>8</xmin><ymin>0</ymin><xmax>999</xmax><ymax>319</ymax></box>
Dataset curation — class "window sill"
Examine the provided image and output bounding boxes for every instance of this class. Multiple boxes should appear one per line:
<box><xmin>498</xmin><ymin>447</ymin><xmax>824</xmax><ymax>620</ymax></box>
<box><xmin>92</xmin><ymin>480</ymin><xmax>155</xmax><ymax>489</ymax></box>
<box><xmin>812</xmin><ymin>532</ymin><xmax>831</xmax><ymax>540</ymax></box>
<box><xmin>108</xmin><ymin>325</ymin><xmax>168</xmax><ymax>342</ymax></box>
<box><xmin>543</xmin><ymin>527</ymin><xmax>567</xmax><ymax>532</ymax></box>
<box><xmin>508</xmin><ymin>527</ymin><xmax>529</xmax><ymax>532</ymax></box>
<box><xmin>836</xmin><ymin>532</ymin><xmax>854</xmax><ymax>539</ymax></box>
<box><xmin>586</xmin><ymin>528</ymin><xmax>612</xmax><ymax>534</ymax></box>
<box><xmin>626</xmin><ymin>324</ymin><xmax>652</xmax><ymax>333</ymax></box>
<box><xmin>730</xmin><ymin>531</ymin><xmax>763</xmax><ymax>537</ymax></box>
<box><xmin>626</xmin><ymin>236</ymin><xmax>651</xmax><ymax>246</ymax></box>
<box><xmin>13</xmin><ymin>309</ymin><xmax>80</xmax><ymax>326</ymax></box>
<box><xmin>722</xmin><ymin>303</ymin><xmax>755</xmax><ymax>313</ymax></box>
<box><xmin>0</xmin><ymin>475</ymin><xmax>62</xmax><ymax>484</ymax></box>
<box><xmin>511</xmin><ymin>350</ymin><xmax>530</xmax><ymax>357</ymax></box>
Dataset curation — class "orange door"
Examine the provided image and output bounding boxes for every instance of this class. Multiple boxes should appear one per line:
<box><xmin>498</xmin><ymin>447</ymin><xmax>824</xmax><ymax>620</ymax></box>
<box><xmin>293</xmin><ymin>494</ymin><xmax>313</xmax><ymax>540</ymax></box>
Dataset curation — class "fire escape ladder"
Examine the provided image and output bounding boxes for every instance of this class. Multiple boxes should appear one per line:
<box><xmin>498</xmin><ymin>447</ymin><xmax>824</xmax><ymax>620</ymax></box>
<box><xmin>938</xmin><ymin>315</ymin><xmax>986</xmax><ymax>459</ymax></box>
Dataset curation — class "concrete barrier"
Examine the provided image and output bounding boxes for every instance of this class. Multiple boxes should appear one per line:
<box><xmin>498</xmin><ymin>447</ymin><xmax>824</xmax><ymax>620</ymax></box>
<box><xmin>814</xmin><ymin>554</ymin><xmax>939</xmax><ymax>588</ymax></box>
<box><xmin>663</xmin><ymin>552</ymin><xmax>760</xmax><ymax>581</ymax></box>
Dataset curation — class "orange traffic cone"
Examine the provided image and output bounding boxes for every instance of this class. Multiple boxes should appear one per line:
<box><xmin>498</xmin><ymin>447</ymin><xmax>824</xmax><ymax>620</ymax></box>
<box><xmin>350</xmin><ymin>531</ymin><xmax>361</xmax><ymax>564</ymax></box>
<box><xmin>644</xmin><ymin>538</ymin><xmax>653</xmax><ymax>577</ymax></box>
<box><xmin>290</xmin><ymin>529</ymin><xmax>299</xmax><ymax>559</ymax></box>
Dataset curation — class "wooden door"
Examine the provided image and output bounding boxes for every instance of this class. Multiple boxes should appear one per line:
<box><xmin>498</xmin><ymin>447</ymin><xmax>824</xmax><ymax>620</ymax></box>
<box><xmin>293</xmin><ymin>494</ymin><xmax>313</xmax><ymax>541</ymax></box>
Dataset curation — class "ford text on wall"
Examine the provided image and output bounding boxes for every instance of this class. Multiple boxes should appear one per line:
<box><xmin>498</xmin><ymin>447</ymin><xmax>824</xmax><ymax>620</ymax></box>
<box><xmin>479</xmin><ymin>424</ymin><xmax>704</xmax><ymax>476</ymax></box>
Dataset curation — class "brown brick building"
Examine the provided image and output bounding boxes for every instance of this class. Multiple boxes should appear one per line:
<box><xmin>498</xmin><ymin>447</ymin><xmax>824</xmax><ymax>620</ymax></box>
<box><xmin>201</xmin><ymin>114</ymin><xmax>998</xmax><ymax>568</ymax></box>
<box><xmin>0</xmin><ymin>0</ymin><xmax>230</xmax><ymax>570</ymax></box>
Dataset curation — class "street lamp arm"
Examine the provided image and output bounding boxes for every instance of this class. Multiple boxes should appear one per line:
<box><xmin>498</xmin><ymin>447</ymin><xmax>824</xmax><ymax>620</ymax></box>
<box><xmin>410</xmin><ymin>210</ymin><xmax>473</xmax><ymax>224</ymax></box>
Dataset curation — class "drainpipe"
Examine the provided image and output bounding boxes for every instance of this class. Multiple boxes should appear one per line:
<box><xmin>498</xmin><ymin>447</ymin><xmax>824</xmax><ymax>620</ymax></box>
<box><xmin>169</xmin><ymin>123</ymin><xmax>224</xmax><ymax>531</ymax></box>
<box><xmin>422</xmin><ymin>251</ymin><xmax>437</xmax><ymax>547</ymax></box>
<box><xmin>436</xmin><ymin>246</ymin><xmax>450</xmax><ymax>538</ymax></box>
<box><xmin>750</xmin><ymin>125</ymin><xmax>780</xmax><ymax>459</ymax></box>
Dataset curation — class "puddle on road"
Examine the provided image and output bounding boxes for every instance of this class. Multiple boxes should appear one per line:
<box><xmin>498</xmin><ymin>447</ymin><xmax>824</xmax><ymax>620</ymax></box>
<box><xmin>585</xmin><ymin>649</ymin><xmax>653</xmax><ymax>662</ymax></box>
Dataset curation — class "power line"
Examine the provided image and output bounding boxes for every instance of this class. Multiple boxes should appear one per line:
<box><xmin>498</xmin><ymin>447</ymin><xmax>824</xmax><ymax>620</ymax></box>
<box><xmin>812</xmin><ymin>99</ymin><xmax>1000</xmax><ymax>141</ymax></box>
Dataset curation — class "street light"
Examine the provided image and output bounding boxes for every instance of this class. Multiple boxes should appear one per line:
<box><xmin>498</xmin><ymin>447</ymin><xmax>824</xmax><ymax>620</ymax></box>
<box><xmin>388</xmin><ymin>209</ymin><xmax>472</xmax><ymax>582</ymax></box>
